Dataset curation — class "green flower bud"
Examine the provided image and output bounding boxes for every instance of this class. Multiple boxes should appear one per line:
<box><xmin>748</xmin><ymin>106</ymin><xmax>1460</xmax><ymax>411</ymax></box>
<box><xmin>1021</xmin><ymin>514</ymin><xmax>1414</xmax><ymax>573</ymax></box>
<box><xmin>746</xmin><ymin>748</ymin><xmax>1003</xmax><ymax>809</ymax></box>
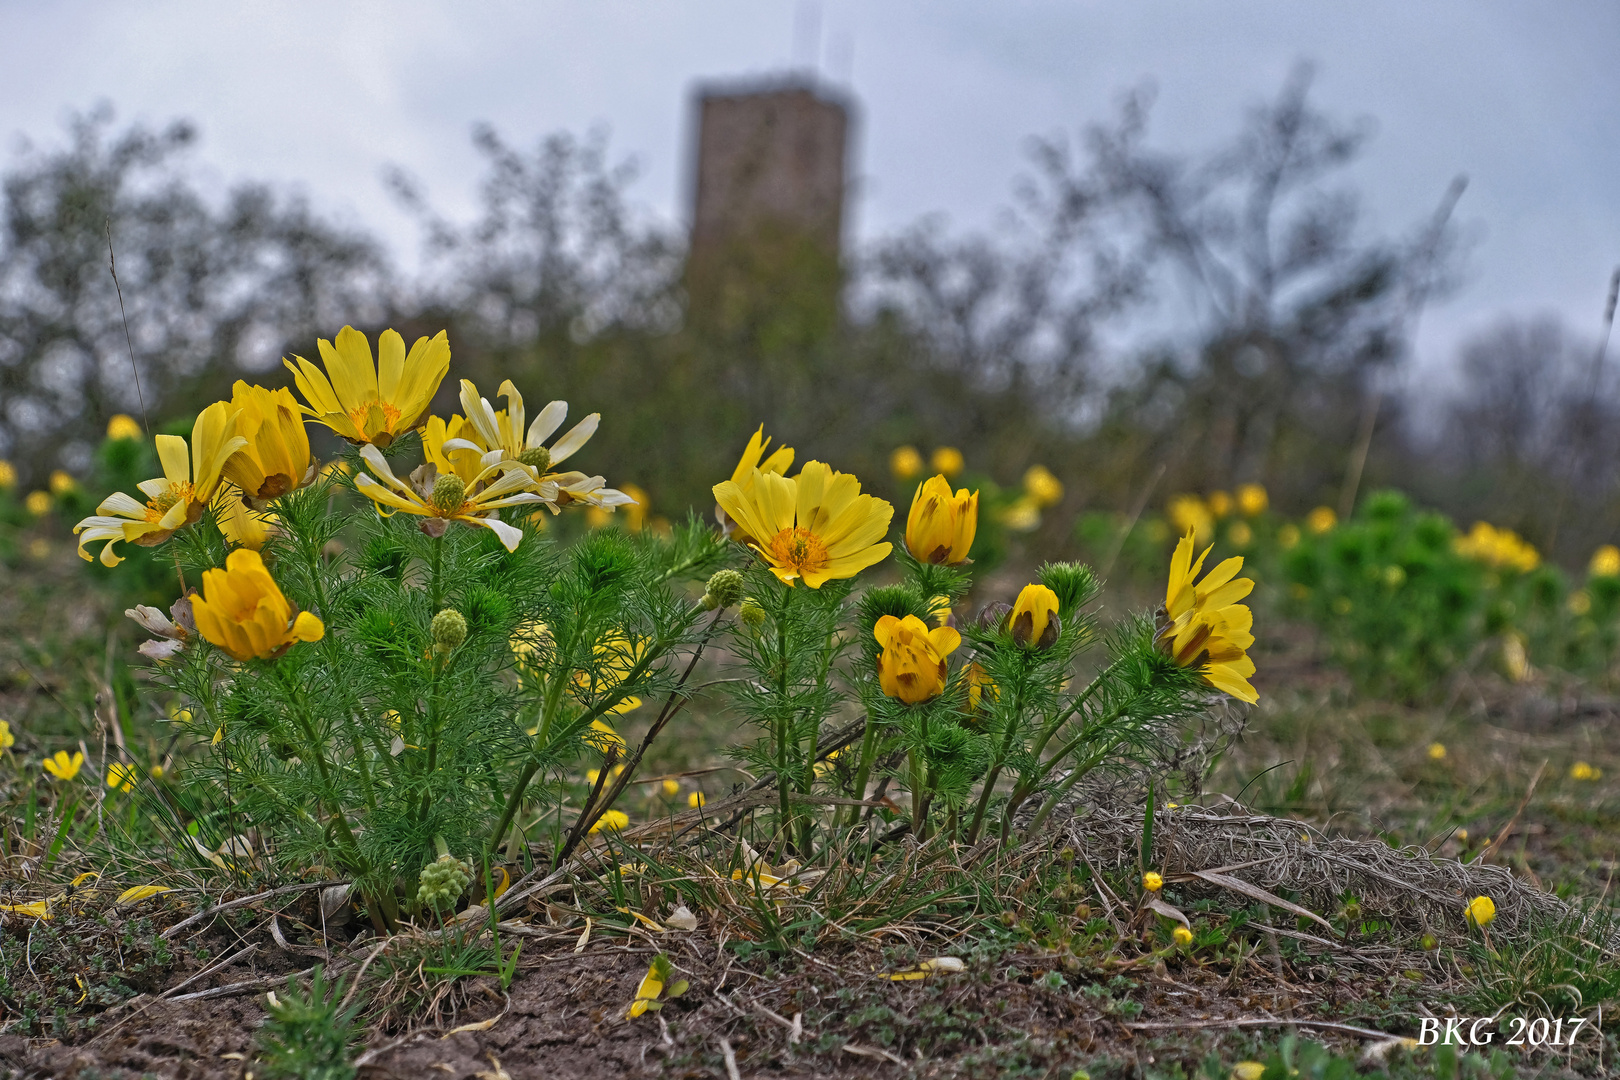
<box><xmin>417</xmin><ymin>852</ymin><xmax>473</xmax><ymax>912</ymax></box>
<box><xmin>431</xmin><ymin>473</ymin><xmax>467</xmax><ymax>514</ymax></box>
<box><xmin>518</xmin><ymin>446</ymin><xmax>552</xmax><ymax>474</ymax></box>
<box><xmin>701</xmin><ymin>569</ymin><xmax>745</xmax><ymax>610</ymax></box>
<box><xmin>738</xmin><ymin>597</ymin><xmax>767</xmax><ymax>630</ymax></box>
<box><xmin>431</xmin><ymin>609</ymin><xmax>468</xmax><ymax>650</ymax></box>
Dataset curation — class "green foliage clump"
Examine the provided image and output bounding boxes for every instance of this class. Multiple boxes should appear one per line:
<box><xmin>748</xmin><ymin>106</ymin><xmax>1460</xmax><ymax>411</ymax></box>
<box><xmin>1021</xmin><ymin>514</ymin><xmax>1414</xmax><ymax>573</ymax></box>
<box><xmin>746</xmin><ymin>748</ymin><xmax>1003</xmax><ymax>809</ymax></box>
<box><xmin>256</xmin><ymin>966</ymin><xmax>361</xmax><ymax>1080</ymax></box>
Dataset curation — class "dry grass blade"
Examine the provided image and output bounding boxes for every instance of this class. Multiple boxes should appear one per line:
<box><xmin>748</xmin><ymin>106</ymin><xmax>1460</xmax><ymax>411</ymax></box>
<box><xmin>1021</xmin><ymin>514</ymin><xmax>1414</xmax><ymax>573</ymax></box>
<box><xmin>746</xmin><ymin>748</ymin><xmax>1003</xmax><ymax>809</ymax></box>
<box><xmin>1180</xmin><ymin>869</ymin><xmax>1336</xmax><ymax>935</ymax></box>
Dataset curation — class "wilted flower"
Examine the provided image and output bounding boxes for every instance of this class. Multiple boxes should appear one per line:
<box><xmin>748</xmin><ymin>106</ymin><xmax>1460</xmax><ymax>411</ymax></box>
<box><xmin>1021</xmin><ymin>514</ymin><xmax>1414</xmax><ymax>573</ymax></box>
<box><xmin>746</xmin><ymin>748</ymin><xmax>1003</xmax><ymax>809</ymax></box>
<box><xmin>1236</xmin><ymin>483</ymin><xmax>1268</xmax><ymax>516</ymax></box>
<box><xmin>930</xmin><ymin>447</ymin><xmax>964</xmax><ymax>478</ymax></box>
<box><xmin>714</xmin><ymin>460</ymin><xmax>893</xmax><ymax>588</ymax></box>
<box><xmin>1008</xmin><ymin>583</ymin><xmax>1061</xmax><ymax>650</ymax></box>
<box><xmin>873</xmin><ymin>614</ymin><xmax>961</xmax><ymax>704</ymax></box>
<box><xmin>220</xmin><ymin>382</ymin><xmax>314</xmax><ymax>506</ymax></box>
<box><xmin>905</xmin><ymin>475</ymin><xmax>978</xmax><ymax>566</ymax></box>
<box><xmin>190</xmin><ymin>549</ymin><xmax>325</xmax><ymax>662</ymax></box>
<box><xmin>126</xmin><ymin>594</ymin><xmax>196</xmax><ymax>661</ymax></box>
<box><xmin>43</xmin><ymin>750</ymin><xmax>84</xmax><ymax>781</ymax></box>
<box><xmin>285</xmin><ymin>326</ymin><xmax>450</xmax><ymax>448</ymax></box>
<box><xmin>890</xmin><ymin>445</ymin><xmax>923</xmax><ymax>481</ymax></box>
<box><xmin>354</xmin><ymin>443</ymin><xmax>544</xmax><ymax>552</ymax></box>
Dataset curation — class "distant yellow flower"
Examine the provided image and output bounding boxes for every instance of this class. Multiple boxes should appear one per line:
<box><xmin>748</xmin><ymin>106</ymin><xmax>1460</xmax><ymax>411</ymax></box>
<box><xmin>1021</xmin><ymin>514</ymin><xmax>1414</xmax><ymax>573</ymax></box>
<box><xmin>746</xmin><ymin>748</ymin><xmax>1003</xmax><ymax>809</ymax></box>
<box><xmin>1172</xmin><ymin>925</ymin><xmax>1193</xmax><ymax>946</ymax></box>
<box><xmin>1206</xmin><ymin>491</ymin><xmax>1232</xmax><ymax>518</ymax></box>
<box><xmin>998</xmin><ymin>496</ymin><xmax>1041</xmax><ymax>532</ymax></box>
<box><xmin>0</xmin><ymin>720</ymin><xmax>14</xmax><ymax>751</ymax></box>
<box><xmin>149</xmin><ymin>764</ymin><xmax>165</xmax><ymax>780</ymax></box>
<box><xmin>1571</xmin><ymin>761</ymin><xmax>1602</xmax><ymax>781</ymax></box>
<box><xmin>688</xmin><ymin>791</ymin><xmax>706</xmax><ymax>809</ymax></box>
<box><xmin>1236</xmin><ymin>483</ymin><xmax>1268</xmax><ymax>516</ymax></box>
<box><xmin>49</xmin><ymin>470</ymin><xmax>76</xmax><ymax>496</ymax></box>
<box><xmin>1306</xmin><ymin>506</ymin><xmax>1337</xmax><ymax>534</ymax></box>
<box><xmin>107</xmin><ymin>763</ymin><xmax>137</xmax><ymax>792</ymax></box>
<box><xmin>43</xmin><ymin>750</ymin><xmax>84</xmax><ymax>781</ymax></box>
<box><xmin>930</xmin><ymin>447</ymin><xmax>964</xmax><ymax>478</ymax></box>
<box><xmin>1591</xmin><ymin>545</ymin><xmax>1620</xmax><ymax>577</ymax></box>
<box><xmin>353</xmin><ymin>443</ymin><xmax>544</xmax><ymax>552</ymax></box>
<box><xmin>1427</xmin><ymin>742</ymin><xmax>1446</xmax><ymax>761</ymax></box>
<box><xmin>589</xmin><ymin>810</ymin><xmax>629</xmax><ymax>834</ymax></box>
<box><xmin>1168</xmin><ymin>495</ymin><xmax>1213</xmax><ymax>546</ymax></box>
<box><xmin>890</xmin><ymin>445</ymin><xmax>923</xmax><ymax>481</ymax></box>
<box><xmin>284</xmin><ymin>326</ymin><xmax>449</xmax><ymax>448</ymax></box>
<box><xmin>1008</xmin><ymin>583</ymin><xmax>1061</xmax><ymax>650</ymax></box>
<box><xmin>453</xmin><ymin>378</ymin><xmax>632</xmax><ymax>513</ymax></box>
<box><xmin>573</xmin><ymin>637</ymin><xmax>647</xmax><ymax>716</ymax></box>
<box><xmin>0</xmin><ymin>460</ymin><xmax>15</xmax><ymax>489</ymax></box>
<box><xmin>714</xmin><ymin>459</ymin><xmax>893</xmax><ymax>587</ymax></box>
<box><xmin>1466</xmin><ymin>895</ymin><xmax>1496</xmax><ymax>928</ymax></box>
<box><xmin>1142</xmin><ymin>871</ymin><xmax>1163</xmax><ymax>892</ymax></box>
<box><xmin>1023</xmin><ymin>465</ymin><xmax>1064</xmax><ymax>508</ymax></box>
<box><xmin>25</xmin><ymin>491</ymin><xmax>52</xmax><ymax>516</ymax></box>
<box><xmin>661</xmin><ymin>778</ymin><xmax>680</xmax><ymax>797</ymax></box>
<box><xmin>1157</xmin><ymin>532</ymin><xmax>1257</xmax><ymax>703</ymax></box>
<box><xmin>1231</xmin><ymin>1064</ymin><xmax>1265</xmax><ymax>1080</ymax></box>
<box><xmin>1278</xmin><ymin>523</ymin><xmax>1300</xmax><ymax>550</ymax></box>
<box><xmin>1455</xmin><ymin>522</ymin><xmax>1539</xmax><ymax>573</ymax></box>
<box><xmin>74</xmin><ymin>403</ymin><xmax>246</xmax><ymax>566</ymax></box>
<box><xmin>1501</xmin><ymin>634</ymin><xmax>1530</xmax><ymax>683</ymax></box>
<box><xmin>905</xmin><ymin>475</ymin><xmax>978</xmax><ymax>565</ymax></box>
<box><xmin>190</xmin><ymin>549</ymin><xmax>324</xmax><ymax>662</ymax></box>
<box><xmin>874</xmin><ymin>614</ymin><xmax>961</xmax><ymax>704</ymax></box>
<box><xmin>106</xmin><ymin>414</ymin><xmax>143</xmax><ymax>441</ymax></box>
<box><xmin>965</xmin><ymin>661</ymin><xmax>998</xmax><ymax>716</ymax></box>
<box><xmin>1227</xmin><ymin>521</ymin><xmax>1253</xmax><ymax>548</ymax></box>
<box><xmin>221</xmin><ymin>382</ymin><xmax>313</xmax><ymax>505</ymax></box>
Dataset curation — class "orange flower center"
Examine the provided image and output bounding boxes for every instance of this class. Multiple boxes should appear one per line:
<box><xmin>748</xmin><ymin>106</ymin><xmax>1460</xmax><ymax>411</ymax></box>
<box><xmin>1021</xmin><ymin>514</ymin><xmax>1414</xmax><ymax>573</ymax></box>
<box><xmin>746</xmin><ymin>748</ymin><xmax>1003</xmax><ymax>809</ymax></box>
<box><xmin>347</xmin><ymin>399</ymin><xmax>402</xmax><ymax>437</ymax></box>
<box><xmin>767</xmin><ymin>526</ymin><xmax>829</xmax><ymax>575</ymax></box>
<box><xmin>145</xmin><ymin>482</ymin><xmax>194</xmax><ymax>522</ymax></box>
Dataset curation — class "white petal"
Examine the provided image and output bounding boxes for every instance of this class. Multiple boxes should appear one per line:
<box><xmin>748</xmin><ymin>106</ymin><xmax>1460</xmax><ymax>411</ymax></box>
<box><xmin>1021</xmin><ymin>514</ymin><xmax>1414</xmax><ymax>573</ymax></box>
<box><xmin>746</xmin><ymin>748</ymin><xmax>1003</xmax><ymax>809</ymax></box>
<box><xmin>526</xmin><ymin>400</ymin><xmax>567</xmax><ymax>448</ymax></box>
<box><xmin>547</xmin><ymin>414</ymin><xmax>599</xmax><ymax>465</ymax></box>
<box><xmin>476</xmin><ymin>516</ymin><xmax>524</xmax><ymax>552</ymax></box>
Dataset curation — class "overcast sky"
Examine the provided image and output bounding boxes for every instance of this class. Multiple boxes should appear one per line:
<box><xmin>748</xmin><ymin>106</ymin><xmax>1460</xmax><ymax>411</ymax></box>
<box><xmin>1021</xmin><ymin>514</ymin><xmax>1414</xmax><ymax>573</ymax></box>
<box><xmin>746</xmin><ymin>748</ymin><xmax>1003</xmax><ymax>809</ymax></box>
<box><xmin>2</xmin><ymin>0</ymin><xmax>1615</xmax><ymax>372</ymax></box>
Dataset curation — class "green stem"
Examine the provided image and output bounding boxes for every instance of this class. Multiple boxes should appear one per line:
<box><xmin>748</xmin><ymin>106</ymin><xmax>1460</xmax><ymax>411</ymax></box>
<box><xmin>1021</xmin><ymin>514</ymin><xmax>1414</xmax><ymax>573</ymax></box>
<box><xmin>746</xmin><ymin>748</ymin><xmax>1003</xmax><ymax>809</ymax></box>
<box><xmin>1022</xmin><ymin>728</ymin><xmax>1134</xmax><ymax>837</ymax></box>
<box><xmin>965</xmin><ymin>667</ymin><xmax>1027</xmax><ymax>845</ymax></box>
<box><xmin>429</xmin><ymin>533</ymin><xmax>445</xmax><ymax>610</ymax></box>
<box><xmin>1027</xmin><ymin>658</ymin><xmax>1123</xmax><ymax>763</ymax></box>
<box><xmin>844</xmin><ymin>716</ymin><xmax>879</xmax><ymax>830</ymax></box>
<box><xmin>774</xmin><ymin>584</ymin><xmax>796</xmax><ymax>856</ymax></box>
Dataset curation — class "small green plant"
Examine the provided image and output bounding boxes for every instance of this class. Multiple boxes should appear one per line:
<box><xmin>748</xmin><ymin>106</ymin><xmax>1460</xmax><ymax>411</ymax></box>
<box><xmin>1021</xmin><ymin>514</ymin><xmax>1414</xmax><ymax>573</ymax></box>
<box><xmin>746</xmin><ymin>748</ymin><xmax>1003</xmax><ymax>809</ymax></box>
<box><xmin>256</xmin><ymin>965</ymin><xmax>361</xmax><ymax>1080</ymax></box>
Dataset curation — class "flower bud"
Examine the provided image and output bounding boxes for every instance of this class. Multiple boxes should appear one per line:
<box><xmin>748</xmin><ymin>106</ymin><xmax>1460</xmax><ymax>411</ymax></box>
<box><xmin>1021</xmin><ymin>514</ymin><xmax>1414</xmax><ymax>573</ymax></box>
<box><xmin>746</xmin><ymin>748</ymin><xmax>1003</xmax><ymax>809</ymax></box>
<box><xmin>519</xmin><ymin>445</ymin><xmax>552</xmax><ymax>474</ymax></box>
<box><xmin>701</xmin><ymin>568</ymin><xmax>745</xmax><ymax>610</ymax></box>
<box><xmin>431</xmin><ymin>609</ymin><xmax>468</xmax><ymax>651</ymax></box>
<box><xmin>738</xmin><ymin>597</ymin><xmax>767</xmax><ymax>630</ymax></box>
<box><xmin>417</xmin><ymin>852</ymin><xmax>473</xmax><ymax>911</ymax></box>
<box><xmin>1008</xmin><ymin>584</ymin><xmax>1061</xmax><ymax>650</ymax></box>
<box><xmin>431</xmin><ymin>473</ymin><xmax>467</xmax><ymax>514</ymax></box>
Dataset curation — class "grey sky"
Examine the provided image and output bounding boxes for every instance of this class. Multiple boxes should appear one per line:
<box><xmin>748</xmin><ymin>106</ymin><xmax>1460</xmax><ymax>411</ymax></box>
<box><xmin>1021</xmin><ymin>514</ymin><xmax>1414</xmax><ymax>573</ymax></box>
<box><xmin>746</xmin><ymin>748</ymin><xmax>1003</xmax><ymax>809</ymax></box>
<box><xmin>2</xmin><ymin>0</ymin><xmax>1615</xmax><ymax>369</ymax></box>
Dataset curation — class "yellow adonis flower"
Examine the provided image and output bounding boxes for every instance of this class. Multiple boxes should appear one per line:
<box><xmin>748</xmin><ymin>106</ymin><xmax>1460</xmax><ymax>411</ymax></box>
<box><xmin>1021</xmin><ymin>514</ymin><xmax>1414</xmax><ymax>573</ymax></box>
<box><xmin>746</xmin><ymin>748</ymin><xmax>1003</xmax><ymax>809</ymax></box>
<box><xmin>220</xmin><ymin>382</ymin><xmax>313</xmax><ymax>506</ymax></box>
<box><xmin>49</xmin><ymin>470</ymin><xmax>77</xmax><ymax>495</ymax></box>
<box><xmin>1236</xmin><ymin>482</ymin><xmax>1268</xmax><ymax>516</ymax></box>
<box><xmin>1008</xmin><ymin>583</ymin><xmax>1061</xmax><ymax>650</ymax></box>
<box><xmin>1023</xmin><ymin>464</ymin><xmax>1064</xmax><ymax>509</ymax></box>
<box><xmin>353</xmin><ymin>443</ymin><xmax>543</xmax><ymax>552</ymax></box>
<box><xmin>452</xmin><ymin>379</ymin><xmax>633</xmax><ymax>513</ymax></box>
<box><xmin>106</xmin><ymin>413</ymin><xmax>143</xmax><ymax>441</ymax></box>
<box><xmin>74</xmin><ymin>403</ymin><xmax>246</xmax><ymax>567</ymax></box>
<box><xmin>713</xmin><ymin>460</ymin><xmax>893</xmax><ymax>588</ymax></box>
<box><xmin>189</xmin><ymin>549</ymin><xmax>325</xmax><ymax>662</ymax></box>
<box><xmin>25</xmin><ymin>491</ymin><xmax>52</xmax><ymax>516</ymax></box>
<box><xmin>874</xmin><ymin>614</ymin><xmax>961</xmax><ymax>704</ymax></box>
<box><xmin>589</xmin><ymin>810</ymin><xmax>630</xmax><ymax>834</ymax></box>
<box><xmin>1590</xmin><ymin>545</ymin><xmax>1620</xmax><ymax>578</ymax></box>
<box><xmin>0</xmin><ymin>719</ymin><xmax>14</xmax><ymax>751</ymax></box>
<box><xmin>1156</xmin><ymin>532</ymin><xmax>1258</xmax><ymax>704</ymax></box>
<box><xmin>1142</xmin><ymin>871</ymin><xmax>1163</xmax><ymax>892</ymax></box>
<box><xmin>1305</xmin><ymin>506</ymin><xmax>1337</xmax><ymax>534</ymax></box>
<box><xmin>718</xmin><ymin>425</ymin><xmax>796</xmax><ymax>540</ymax></box>
<box><xmin>965</xmin><ymin>661</ymin><xmax>998</xmax><ymax>716</ymax></box>
<box><xmin>930</xmin><ymin>446</ymin><xmax>964</xmax><ymax>478</ymax></box>
<box><xmin>890</xmin><ymin>445</ymin><xmax>923</xmax><ymax>481</ymax></box>
<box><xmin>0</xmin><ymin>459</ymin><xmax>17</xmax><ymax>489</ymax></box>
<box><xmin>43</xmin><ymin>750</ymin><xmax>84</xmax><ymax>781</ymax></box>
<box><xmin>572</xmin><ymin>636</ymin><xmax>646</xmax><ymax>716</ymax></box>
<box><xmin>1466</xmin><ymin>895</ymin><xmax>1496</xmax><ymax>928</ymax></box>
<box><xmin>905</xmin><ymin>475</ymin><xmax>978</xmax><ymax>566</ymax></box>
<box><xmin>284</xmin><ymin>325</ymin><xmax>449</xmax><ymax>448</ymax></box>
<box><xmin>214</xmin><ymin>486</ymin><xmax>276</xmax><ymax>550</ymax></box>
<box><xmin>107</xmin><ymin>762</ymin><xmax>137</xmax><ymax>793</ymax></box>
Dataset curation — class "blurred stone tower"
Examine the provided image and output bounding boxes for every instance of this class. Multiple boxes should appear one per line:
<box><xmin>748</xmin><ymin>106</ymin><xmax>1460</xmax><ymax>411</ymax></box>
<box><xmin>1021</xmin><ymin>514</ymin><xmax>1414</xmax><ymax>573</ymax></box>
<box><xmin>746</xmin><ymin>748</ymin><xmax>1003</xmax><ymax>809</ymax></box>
<box><xmin>685</xmin><ymin>79</ymin><xmax>851</xmax><ymax>334</ymax></box>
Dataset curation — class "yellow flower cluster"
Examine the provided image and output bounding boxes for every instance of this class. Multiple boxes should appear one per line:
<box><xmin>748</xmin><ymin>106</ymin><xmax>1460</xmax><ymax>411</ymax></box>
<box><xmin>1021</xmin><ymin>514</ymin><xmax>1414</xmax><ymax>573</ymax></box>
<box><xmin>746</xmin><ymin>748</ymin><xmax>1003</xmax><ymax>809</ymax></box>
<box><xmin>1454</xmin><ymin>521</ymin><xmax>1540</xmax><ymax>573</ymax></box>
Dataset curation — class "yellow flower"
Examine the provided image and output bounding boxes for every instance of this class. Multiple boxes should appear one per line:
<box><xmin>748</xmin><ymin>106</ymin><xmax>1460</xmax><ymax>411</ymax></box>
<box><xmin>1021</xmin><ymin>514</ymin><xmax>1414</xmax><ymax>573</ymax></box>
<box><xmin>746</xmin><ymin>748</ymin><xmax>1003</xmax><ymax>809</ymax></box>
<box><xmin>1008</xmin><ymin>583</ymin><xmax>1061</xmax><ymax>650</ymax></box>
<box><xmin>74</xmin><ymin>403</ymin><xmax>246</xmax><ymax>566</ymax></box>
<box><xmin>1427</xmin><ymin>742</ymin><xmax>1446</xmax><ymax>761</ymax></box>
<box><xmin>284</xmin><ymin>326</ymin><xmax>449</xmax><ymax>447</ymax></box>
<box><xmin>998</xmin><ymin>496</ymin><xmax>1041</xmax><ymax>533</ymax></box>
<box><xmin>661</xmin><ymin>778</ymin><xmax>680</xmax><ymax>797</ymax></box>
<box><xmin>890</xmin><ymin>445</ymin><xmax>923</xmax><ymax>481</ymax></box>
<box><xmin>1466</xmin><ymin>895</ymin><xmax>1496</xmax><ymax>928</ymax></box>
<box><xmin>190</xmin><ymin>549</ymin><xmax>325</xmax><ymax>662</ymax></box>
<box><xmin>0</xmin><ymin>459</ymin><xmax>15</xmax><ymax>488</ymax></box>
<box><xmin>106</xmin><ymin>414</ymin><xmax>143</xmax><ymax>441</ymax></box>
<box><xmin>626</xmin><ymin>954</ymin><xmax>672</xmax><ymax>1018</ymax></box>
<box><xmin>149</xmin><ymin>764</ymin><xmax>165</xmax><ymax>780</ymax></box>
<box><xmin>1023</xmin><ymin>464</ymin><xmax>1064</xmax><ymax>508</ymax></box>
<box><xmin>1157</xmin><ymin>532</ymin><xmax>1257</xmax><ymax>703</ymax></box>
<box><xmin>905</xmin><ymin>475</ymin><xmax>978</xmax><ymax>565</ymax></box>
<box><xmin>927</xmin><ymin>594</ymin><xmax>954</xmax><ymax>627</ymax></box>
<box><xmin>25</xmin><ymin>490</ymin><xmax>52</xmax><ymax>516</ymax></box>
<box><xmin>43</xmin><ymin>750</ymin><xmax>84</xmax><ymax>781</ymax></box>
<box><xmin>450</xmin><ymin>378</ymin><xmax>632</xmax><ymax>514</ymax></box>
<box><xmin>1167</xmin><ymin>495</ymin><xmax>1213</xmax><ymax>546</ymax></box>
<box><xmin>1231</xmin><ymin>1063</ymin><xmax>1266</xmax><ymax>1080</ymax></box>
<box><xmin>719</xmin><ymin>426</ymin><xmax>796</xmax><ymax>540</ymax></box>
<box><xmin>1591</xmin><ymin>545</ymin><xmax>1620</xmax><ymax>578</ymax></box>
<box><xmin>965</xmin><ymin>661</ymin><xmax>998</xmax><ymax>716</ymax></box>
<box><xmin>1455</xmin><ymin>522</ymin><xmax>1539</xmax><ymax>573</ymax></box>
<box><xmin>0</xmin><ymin>720</ymin><xmax>14</xmax><ymax>751</ymax></box>
<box><xmin>930</xmin><ymin>447</ymin><xmax>964</xmax><ymax>478</ymax></box>
<box><xmin>1142</xmin><ymin>871</ymin><xmax>1163</xmax><ymax>892</ymax></box>
<box><xmin>589</xmin><ymin>810</ymin><xmax>630</xmax><ymax>834</ymax></box>
<box><xmin>713</xmin><ymin>459</ymin><xmax>893</xmax><ymax>588</ymax></box>
<box><xmin>1571</xmin><ymin>761</ymin><xmax>1602</xmax><ymax>781</ymax></box>
<box><xmin>573</xmin><ymin>636</ymin><xmax>647</xmax><ymax>716</ymax></box>
<box><xmin>1278</xmin><ymin>523</ymin><xmax>1300</xmax><ymax>550</ymax></box>
<box><xmin>1236</xmin><ymin>483</ymin><xmax>1268</xmax><ymax>516</ymax></box>
<box><xmin>1305</xmin><ymin>506</ymin><xmax>1337</xmax><ymax>534</ymax></box>
<box><xmin>1206</xmin><ymin>491</ymin><xmax>1233</xmax><ymax>518</ymax></box>
<box><xmin>353</xmin><ymin>443</ymin><xmax>544</xmax><ymax>552</ymax></box>
<box><xmin>586</xmin><ymin>719</ymin><xmax>629</xmax><ymax>753</ymax></box>
<box><xmin>1227</xmin><ymin>521</ymin><xmax>1253</xmax><ymax>548</ymax></box>
<box><xmin>107</xmin><ymin>763</ymin><xmax>137</xmax><ymax>792</ymax></box>
<box><xmin>874</xmin><ymin>614</ymin><xmax>961</xmax><ymax>704</ymax></box>
<box><xmin>1172</xmin><ymin>925</ymin><xmax>1193</xmax><ymax>947</ymax></box>
<box><xmin>688</xmin><ymin>791</ymin><xmax>706</xmax><ymax>809</ymax></box>
<box><xmin>220</xmin><ymin>382</ymin><xmax>313</xmax><ymax>504</ymax></box>
<box><xmin>49</xmin><ymin>470</ymin><xmax>77</xmax><ymax>496</ymax></box>
<box><xmin>214</xmin><ymin>486</ymin><xmax>277</xmax><ymax>550</ymax></box>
